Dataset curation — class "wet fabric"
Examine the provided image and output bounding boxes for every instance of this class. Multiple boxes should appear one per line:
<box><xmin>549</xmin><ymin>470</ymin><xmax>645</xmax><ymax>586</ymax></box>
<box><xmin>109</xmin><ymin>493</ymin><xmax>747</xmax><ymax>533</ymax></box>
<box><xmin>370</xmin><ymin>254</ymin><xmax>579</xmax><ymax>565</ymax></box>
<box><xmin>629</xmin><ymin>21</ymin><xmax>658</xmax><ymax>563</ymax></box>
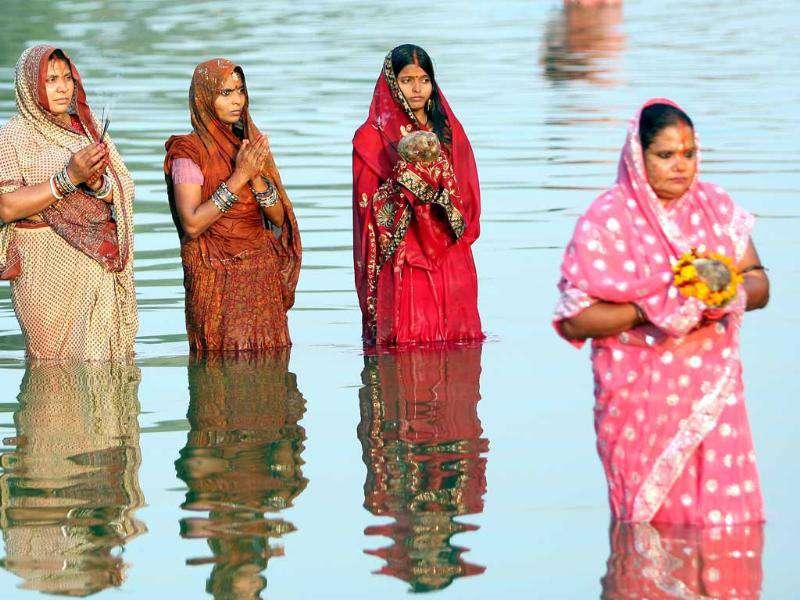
<box><xmin>554</xmin><ymin>98</ymin><xmax>763</xmax><ymax>525</ymax></box>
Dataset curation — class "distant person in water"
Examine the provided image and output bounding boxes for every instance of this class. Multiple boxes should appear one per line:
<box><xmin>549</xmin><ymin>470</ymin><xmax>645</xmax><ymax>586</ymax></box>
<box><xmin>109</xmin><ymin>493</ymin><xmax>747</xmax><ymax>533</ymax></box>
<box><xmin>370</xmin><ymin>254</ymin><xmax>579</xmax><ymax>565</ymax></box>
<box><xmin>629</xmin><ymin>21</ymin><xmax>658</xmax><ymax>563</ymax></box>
<box><xmin>352</xmin><ymin>44</ymin><xmax>484</xmax><ymax>346</ymax></box>
<box><xmin>554</xmin><ymin>99</ymin><xmax>769</xmax><ymax>525</ymax></box>
<box><xmin>164</xmin><ymin>59</ymin><xmax>301</xmax><ymax>354</ymax></box>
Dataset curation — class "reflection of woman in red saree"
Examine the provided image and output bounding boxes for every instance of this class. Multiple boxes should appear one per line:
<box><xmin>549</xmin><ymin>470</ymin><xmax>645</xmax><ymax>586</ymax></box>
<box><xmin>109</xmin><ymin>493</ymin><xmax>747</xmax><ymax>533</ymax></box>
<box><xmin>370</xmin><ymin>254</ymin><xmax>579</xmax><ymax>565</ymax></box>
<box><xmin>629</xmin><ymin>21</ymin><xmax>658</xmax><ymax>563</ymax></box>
<box><xmin>353</xmin><ymin>45</ymin><xmax>484</xmax><ymax>346</ymax></box>
<box><xmin>357</xmin><ymin>345</ymin><xmax>488</xmax><ymax>592</ymax></box>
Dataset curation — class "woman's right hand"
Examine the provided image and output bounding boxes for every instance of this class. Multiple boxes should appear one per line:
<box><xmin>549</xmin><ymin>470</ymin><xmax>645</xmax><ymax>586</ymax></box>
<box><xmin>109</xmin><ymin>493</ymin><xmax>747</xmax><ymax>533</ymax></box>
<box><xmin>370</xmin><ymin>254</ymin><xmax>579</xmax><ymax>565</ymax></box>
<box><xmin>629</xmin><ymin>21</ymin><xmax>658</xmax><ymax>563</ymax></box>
<box><xmin>234</xmin><ymin>136</ymin><xmax>270</xmax><ymax>182</ymax></box>
<box><xmin>66</xmin><ymin>143</ymin><xmax>108</xmax><ymax>184</ymax></box>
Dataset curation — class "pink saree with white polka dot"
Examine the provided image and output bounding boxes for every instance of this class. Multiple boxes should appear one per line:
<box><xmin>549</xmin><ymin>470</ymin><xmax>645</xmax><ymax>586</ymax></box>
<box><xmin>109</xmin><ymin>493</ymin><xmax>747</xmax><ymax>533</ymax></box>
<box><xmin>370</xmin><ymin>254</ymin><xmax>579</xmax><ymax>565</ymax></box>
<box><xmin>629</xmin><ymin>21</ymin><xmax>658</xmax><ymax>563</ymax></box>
<box><xmin>554</xmin><ymin>98</ymin><xmax>764</xmax><ymax>525</ymax></box>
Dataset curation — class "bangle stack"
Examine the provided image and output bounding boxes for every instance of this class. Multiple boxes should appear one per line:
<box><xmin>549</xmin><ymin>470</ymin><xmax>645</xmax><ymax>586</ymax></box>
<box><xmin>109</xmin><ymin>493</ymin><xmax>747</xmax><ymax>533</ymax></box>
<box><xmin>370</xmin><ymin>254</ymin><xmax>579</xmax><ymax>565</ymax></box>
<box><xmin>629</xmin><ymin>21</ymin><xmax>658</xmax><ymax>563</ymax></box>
<box><xmin>211</xmin><ymin>182</ymin><xmax>238</xmax><ymax>213</ymax></box>
<box><xmin>50</xmin><ymin>166</ymin><xmax>78</xmax><ymax>200</ymax></box>
<box><xmin>252</xmin><ymin>177</ymin><xmax>280</xmax><ymax>208</ymax></box>
<box><xmin>85</xmin><ymin>175</ymin><xmax>113</xmax><ymax>200</ymax></box>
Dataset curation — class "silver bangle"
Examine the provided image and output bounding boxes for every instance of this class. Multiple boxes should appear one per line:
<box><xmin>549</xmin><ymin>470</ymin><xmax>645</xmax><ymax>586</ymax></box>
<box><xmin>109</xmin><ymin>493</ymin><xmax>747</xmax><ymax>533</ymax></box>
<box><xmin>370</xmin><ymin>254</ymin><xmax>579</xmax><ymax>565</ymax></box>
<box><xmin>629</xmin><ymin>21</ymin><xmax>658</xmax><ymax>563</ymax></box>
<box><xmin>49</xmin><ymin>175</ymin><xmax>64</xmax><ymax>200</ymax></box>
<box><xmin>252</xmin><ymin>177</ymin><xmax>279</xmax><ymax>208</ymax></box>
<box><xmin>55</xmin><ymin>166</ymin><xmax>78</xmax><ymax>195</ymax></box>
<box><xmin>85</xmin><ymin>175</ymin><xmax>112</xmax><ymax>199</ymax></box>
<box><xmin>211</xmin><ymin>182</ymin><xmax>238</xmax><ymax>213</ymax></box>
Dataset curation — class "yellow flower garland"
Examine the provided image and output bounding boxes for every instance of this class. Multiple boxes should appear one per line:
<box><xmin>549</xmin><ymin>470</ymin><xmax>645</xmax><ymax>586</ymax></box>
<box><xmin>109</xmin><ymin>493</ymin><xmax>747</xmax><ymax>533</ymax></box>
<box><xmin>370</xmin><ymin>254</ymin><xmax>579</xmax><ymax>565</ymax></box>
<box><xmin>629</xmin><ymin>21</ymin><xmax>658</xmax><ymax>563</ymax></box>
<box><xmin>673</xmin><ymin>248</ymin><xmax>742</xmax><ymax>307</ymax></box>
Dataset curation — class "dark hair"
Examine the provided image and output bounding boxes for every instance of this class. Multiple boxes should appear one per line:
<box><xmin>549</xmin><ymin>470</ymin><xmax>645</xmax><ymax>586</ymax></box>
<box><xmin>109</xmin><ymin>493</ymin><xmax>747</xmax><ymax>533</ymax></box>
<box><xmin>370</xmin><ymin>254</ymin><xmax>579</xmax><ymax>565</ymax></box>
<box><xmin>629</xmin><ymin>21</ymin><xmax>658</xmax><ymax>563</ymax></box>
<box><xmin>48</xmin><ymin>48</ymin><xmax>69</xmax><ymax>64</ymax></box>
<box><xmin>639</xmin><ymin>103</ymin><xmax>694</xmax><ymax>150</ymax></box>
<box><xmin>390</xmin><ymin>44</ymin><xmax>451</xmax><ymax>146</ymax></box>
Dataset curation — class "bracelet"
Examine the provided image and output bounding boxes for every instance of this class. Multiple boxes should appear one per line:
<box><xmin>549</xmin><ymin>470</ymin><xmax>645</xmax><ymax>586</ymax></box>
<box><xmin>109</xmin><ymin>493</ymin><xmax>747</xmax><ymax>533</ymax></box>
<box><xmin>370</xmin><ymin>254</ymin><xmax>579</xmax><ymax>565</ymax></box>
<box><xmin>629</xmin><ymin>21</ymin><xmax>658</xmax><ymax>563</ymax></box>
<box><xmin>54</xmin><ymin>165</ymin><xmax>78</xmax><ymax>196</ymax></box>
<box><xmin>84</xmin><ymin>175</ymin><xmax>113</xmax><ymax>199</ymax></box>
<box><xmin>740</xmin><ymin>264</ymin><xmax>767</xmax><ymax>274</ymax></box>
<box><xmin>252</xmin><ymin>177</ymin><xmax>279</xmax><ymax>208</ymax></box>
<box><xmin>49</xmin><ymin>175</ymin><xmax>64</xmax><ymax>200</ymax></box>
<box><xmin>210</xmin><ymin>182</ymin><xmax>238</xmax><ymax>213</ymax></box>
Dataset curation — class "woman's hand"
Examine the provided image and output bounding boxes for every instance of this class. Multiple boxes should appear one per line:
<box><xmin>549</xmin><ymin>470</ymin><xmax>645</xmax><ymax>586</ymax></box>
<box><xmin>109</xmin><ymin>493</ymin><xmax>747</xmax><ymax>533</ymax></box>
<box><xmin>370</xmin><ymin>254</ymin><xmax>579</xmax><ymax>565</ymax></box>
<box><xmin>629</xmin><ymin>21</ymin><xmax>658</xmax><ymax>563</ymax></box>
<box><xmin>66</xmin><ymin>143</ymin><xmax>108</xmax><ymax>185</ymax></box>
<box><xmin>234</xmin><ymin>136</ymin><xmax>270</xmax><ymax>183</ymax></box>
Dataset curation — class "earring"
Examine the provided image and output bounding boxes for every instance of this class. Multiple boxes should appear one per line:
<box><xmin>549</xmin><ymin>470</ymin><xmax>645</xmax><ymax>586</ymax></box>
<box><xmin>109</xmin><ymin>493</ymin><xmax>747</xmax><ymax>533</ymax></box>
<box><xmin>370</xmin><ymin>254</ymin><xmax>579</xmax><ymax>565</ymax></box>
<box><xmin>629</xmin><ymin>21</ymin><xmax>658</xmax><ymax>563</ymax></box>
<box><xmin>426</xmin><ymin>99</ymin><xmax>433</xmax><ymax>111</ymax></box>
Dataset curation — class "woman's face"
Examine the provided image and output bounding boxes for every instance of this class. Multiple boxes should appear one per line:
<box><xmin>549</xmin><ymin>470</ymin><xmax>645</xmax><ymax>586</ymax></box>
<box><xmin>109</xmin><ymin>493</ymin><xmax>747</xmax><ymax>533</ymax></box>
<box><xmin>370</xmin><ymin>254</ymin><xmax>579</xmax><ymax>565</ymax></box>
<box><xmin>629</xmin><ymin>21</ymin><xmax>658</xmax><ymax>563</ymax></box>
<box><xmin>45</xmin><ymin>58</ymin><xmax>74</xmax><ymax>115</ymax></box>
<box><xmin>213</xmin><ymin>71</ymin><xmax>247</xmax><ymax>125</ymax></box>
<box><xmin>643</xmin><ymin>122</ymin><xmax>697</xmax><ymax>201</ymax></box>
<box><xmin>396</xmin><ymin>63</ymin><xmax>432</xmax><ymax>112</ymax></box>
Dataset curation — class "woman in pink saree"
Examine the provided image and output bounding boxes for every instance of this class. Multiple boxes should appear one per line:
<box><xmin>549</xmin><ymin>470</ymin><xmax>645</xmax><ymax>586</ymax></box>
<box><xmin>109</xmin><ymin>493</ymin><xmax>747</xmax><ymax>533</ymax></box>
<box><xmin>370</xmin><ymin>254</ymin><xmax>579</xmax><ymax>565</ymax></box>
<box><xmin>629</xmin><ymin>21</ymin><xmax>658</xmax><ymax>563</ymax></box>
<box><xmin>554</xmin><ymin>99</ymin><xmax>769</xmax><ymax>525</ymax></box>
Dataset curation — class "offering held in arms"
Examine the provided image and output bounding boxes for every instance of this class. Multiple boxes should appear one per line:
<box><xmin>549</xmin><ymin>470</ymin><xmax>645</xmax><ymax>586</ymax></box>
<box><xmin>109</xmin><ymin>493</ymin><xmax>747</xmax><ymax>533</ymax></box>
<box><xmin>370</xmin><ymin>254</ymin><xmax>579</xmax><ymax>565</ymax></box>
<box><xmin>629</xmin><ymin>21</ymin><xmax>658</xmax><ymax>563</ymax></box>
<box><xmin>397</xmin><ymin>131</ymin><xmax>441</xmax><ymax>164</ymax></box>
<box><xmin>672</xmin><ymin>248</ymin><xmax>743</xmax><ymax>308</ymax></box>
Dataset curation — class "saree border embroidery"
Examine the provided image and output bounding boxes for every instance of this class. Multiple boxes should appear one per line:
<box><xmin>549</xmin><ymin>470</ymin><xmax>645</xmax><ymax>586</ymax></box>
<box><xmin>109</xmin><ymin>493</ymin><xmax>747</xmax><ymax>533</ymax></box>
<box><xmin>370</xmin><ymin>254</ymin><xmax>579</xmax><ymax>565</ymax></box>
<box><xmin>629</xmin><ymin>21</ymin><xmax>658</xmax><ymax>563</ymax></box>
<box><xmin>382</xmin><ymin>54</ymin><xmax>419</xmax><ymax>127</ymax></box>
<box><xmin>397</xmin><ymin>168</ymin><xmax>466</xmax><ymax>239</ymax></box>
<box><xmin>631</xmin><ymin>524</ymin><xmax>714</xmax><ymax>600</ymax></box>
<box><xmin>631</xmin><ymin>364</ymin><xmax>735</xmax><ymax>522</ymax></box>
<box><xmin>378</xmin><ymin>206</ymin><xmax>411</xmax><ymax>267</ymax></box>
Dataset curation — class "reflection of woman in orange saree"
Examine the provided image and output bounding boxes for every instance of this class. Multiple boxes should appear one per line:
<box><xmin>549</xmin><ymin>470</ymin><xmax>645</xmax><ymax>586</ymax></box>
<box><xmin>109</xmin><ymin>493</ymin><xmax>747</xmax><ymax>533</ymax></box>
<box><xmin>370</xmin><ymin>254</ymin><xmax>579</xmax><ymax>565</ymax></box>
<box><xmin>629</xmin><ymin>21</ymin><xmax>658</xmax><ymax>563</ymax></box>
<box><xmin>0</xmin><ymin>363</ymin><xmax>145</xmax><ymax>596</ymax></box>
<box><xmin>174</xmin><ymin>351</ymin><xmax>306</xmax><ymax>598</ymax></box>
<box><xmin>0</xmin><ymin>45</ymin><xmax>137</xmax><ymax>360</ymax></box>
<box><xmin>357</xmin><ymin>345</ymin><xmax>488</xmax><ymax>592</ymax></box>
<box><xmin>353</xmin><ymin>45</ymin><xmax>483</xmax><ymax>346</ymax></box>
<box><xmin>165</xmin><ymin>59</ymin><xmax>301</xmax><ymax>354</ymax></box>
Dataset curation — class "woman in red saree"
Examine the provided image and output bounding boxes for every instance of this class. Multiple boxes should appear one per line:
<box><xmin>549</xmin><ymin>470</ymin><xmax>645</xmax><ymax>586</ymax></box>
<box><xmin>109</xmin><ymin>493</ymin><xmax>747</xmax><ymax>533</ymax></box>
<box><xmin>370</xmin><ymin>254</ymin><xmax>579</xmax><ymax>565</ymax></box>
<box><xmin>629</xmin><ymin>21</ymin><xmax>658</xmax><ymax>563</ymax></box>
<box><xmin>554</xmin><ymin>99</ymin><xmax>769</xmax><ymax>526</ymax></box>
<box><xmin>353</xmin><ymin>45</ymin><xmax>483</xmax><ymax>346</ymax></box>
<box><xmin>164</xmin><ymin>59</ymin><xmax>301</xmax><ymax>354</ymax></box>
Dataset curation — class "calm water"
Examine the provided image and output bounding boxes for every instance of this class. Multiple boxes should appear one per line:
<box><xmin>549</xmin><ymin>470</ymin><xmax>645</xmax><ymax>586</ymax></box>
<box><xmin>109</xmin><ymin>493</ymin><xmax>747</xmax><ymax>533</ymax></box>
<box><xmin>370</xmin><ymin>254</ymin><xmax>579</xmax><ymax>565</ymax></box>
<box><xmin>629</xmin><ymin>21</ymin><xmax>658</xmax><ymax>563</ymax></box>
<box><xmin>0</xmin><ymin>1</ymin><xmax>798</xmax><ymax>597</ymax></box>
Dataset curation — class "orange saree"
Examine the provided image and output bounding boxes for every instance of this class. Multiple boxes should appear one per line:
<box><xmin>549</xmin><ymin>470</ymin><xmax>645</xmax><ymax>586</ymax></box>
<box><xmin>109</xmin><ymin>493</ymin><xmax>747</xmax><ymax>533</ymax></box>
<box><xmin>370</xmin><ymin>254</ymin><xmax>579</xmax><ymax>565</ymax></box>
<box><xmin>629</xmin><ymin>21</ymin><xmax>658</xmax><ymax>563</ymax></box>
<box><xmin>164</xmin><ymin>59</ymin><xmax>301</xmax><ymax>354</ymax></box>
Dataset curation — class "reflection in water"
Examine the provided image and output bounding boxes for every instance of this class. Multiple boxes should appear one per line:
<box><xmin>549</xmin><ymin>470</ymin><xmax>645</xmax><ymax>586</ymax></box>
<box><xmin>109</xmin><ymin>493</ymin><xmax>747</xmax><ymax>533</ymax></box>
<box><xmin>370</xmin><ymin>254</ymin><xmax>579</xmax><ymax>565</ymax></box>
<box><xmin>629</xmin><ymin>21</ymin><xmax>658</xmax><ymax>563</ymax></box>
<box><xmin>0</xmin><ymin>363</ymin><xmax>145</xmax><ymax>596</ymax></box>
<box><xmin>175</xmin><ymin>351</ymin><xmax>307</xmax><ymax>599</ymax></box>
<box><xmin>541</xmin><ymin>3</ymin><xmax>625</xmax><ymax>85</ymax></box>
<box><xmin>357</xmin><ymin>345</ymin><xmax>489</xmax><ymax>593</ymax></box>
<box><xmin>602</xmin><ymin>522</ymin><xmax>764</xmax><ymax>599</ymax></box>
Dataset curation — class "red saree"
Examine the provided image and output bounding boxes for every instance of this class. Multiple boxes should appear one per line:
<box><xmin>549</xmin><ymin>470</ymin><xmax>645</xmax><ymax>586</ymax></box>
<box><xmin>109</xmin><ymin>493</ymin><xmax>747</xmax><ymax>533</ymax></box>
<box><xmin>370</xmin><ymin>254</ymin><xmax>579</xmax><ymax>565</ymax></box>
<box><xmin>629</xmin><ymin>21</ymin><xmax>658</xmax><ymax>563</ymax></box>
<box><xmin>353</xmin><ymin>54</ymin><xmax>483</xmax><ymax>346</ymax></box>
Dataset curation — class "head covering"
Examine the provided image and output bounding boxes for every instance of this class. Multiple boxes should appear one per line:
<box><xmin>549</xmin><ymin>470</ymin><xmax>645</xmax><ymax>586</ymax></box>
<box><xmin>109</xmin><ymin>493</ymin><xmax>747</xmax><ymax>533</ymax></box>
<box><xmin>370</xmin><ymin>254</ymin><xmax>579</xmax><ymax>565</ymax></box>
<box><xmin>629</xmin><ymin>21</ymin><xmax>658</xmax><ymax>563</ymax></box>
<box><xmin>354</xmin><ymin>53</ymin><xmax>480</xmax><ymax>243</ymax></box>
<box><xmin>0</xmin><ymin>45</ymin><xmax>136</xmax><ymax>277</ymax></box>
<box><xmin>164</xmin><ymin>59</ymin><xmax>301</xmax><ymax>309</ymax></box>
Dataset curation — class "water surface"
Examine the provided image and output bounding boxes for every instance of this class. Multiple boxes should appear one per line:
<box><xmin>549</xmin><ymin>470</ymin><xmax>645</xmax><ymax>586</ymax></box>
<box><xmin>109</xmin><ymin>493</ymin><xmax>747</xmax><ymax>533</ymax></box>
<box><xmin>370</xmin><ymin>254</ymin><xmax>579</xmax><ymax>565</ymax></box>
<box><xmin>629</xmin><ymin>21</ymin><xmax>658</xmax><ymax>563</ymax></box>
<box><xmin>0</xmin><ymin>1</ymin><xmax>798</xmax><ymax>597</ymax></box>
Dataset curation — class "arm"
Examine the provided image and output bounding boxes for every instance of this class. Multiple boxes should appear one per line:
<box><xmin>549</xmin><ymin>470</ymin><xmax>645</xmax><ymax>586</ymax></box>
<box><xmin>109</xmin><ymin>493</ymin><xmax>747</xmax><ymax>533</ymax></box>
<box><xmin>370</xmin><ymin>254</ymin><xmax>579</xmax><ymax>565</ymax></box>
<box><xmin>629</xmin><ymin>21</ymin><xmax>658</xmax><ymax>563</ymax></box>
<box><xmin>738</xmin><ymin>238</ymin><xmax>769</xmax><ymax>311</ymax></box>
<box><xmin>559</xmin><ymin>301</ymin><xmax>645</xmax><ymax>341</ymax></box>
<box><xmin>0</xmin><ymin>143</ymin><xmax>107</xmax><ymax>223</ymax></box>
<box><xmin>174</xmin><ymin>138</ymin><xmax>266</xmax><ymax>239</ymax></box>
<box><xmin>251</xmin><ymin>174</ymin><xmax>285</xmax><ymax>228</ymax></box>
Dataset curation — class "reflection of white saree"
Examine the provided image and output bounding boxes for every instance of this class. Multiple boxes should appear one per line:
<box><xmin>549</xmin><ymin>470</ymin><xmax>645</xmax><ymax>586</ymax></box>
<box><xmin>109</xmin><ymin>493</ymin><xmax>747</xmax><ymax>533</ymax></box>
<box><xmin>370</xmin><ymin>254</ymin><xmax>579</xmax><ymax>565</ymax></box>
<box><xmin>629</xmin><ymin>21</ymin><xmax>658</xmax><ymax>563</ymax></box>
<box><xmin>0</xmin><ymin>363</ymin><xmax>145</xmax><ymax>596</ymax></box>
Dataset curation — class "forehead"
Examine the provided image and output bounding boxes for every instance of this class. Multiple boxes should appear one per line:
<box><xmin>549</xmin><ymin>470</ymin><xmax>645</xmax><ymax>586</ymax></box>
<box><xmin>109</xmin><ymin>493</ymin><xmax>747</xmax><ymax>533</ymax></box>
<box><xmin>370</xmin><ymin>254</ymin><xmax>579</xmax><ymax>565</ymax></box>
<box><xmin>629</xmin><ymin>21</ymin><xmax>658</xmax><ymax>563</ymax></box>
<box><xmin>397</xmin><ymin>63</ymin><xmax>429</xmax><ymax>79</ymax></box>
<box><xmin>221</xmin><ymin>71</ymin><xmax>243</xmax><ymax>87</ymax></box>
<box><xmin>649</xmin><ymin>123</ymin><xmax>695</xmax><ymax>147</ymax></box>
<box><xmin>46</xmin><ymin>58</ymin><xmax>71</xmax><ymax>74</ymax></box>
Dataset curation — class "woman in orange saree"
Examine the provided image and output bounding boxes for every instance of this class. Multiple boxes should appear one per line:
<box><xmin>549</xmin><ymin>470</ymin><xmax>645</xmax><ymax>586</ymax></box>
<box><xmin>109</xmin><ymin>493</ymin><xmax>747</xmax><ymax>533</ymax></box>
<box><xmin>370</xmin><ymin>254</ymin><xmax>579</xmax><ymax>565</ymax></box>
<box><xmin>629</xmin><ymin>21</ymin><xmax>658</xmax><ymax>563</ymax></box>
<box><xmin>164</xmin><ymin>59</ymin><xmax>301</xmax><ymax>354</ymax></box>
